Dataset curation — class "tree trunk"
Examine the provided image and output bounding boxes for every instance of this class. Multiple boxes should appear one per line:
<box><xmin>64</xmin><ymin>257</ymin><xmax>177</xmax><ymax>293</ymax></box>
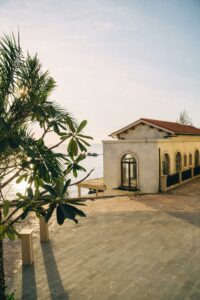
<box><xmin>0</xmin><ymin>210</ymin><xmax>6</xmax><ymax>300</ymax></box>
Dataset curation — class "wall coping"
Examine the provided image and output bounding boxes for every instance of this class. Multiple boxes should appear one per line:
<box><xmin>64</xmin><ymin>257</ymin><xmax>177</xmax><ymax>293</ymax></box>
<box><xmin>102</xmin><ymin>139</ymin><xmax>200</xmax><ymax>145</ymax></box>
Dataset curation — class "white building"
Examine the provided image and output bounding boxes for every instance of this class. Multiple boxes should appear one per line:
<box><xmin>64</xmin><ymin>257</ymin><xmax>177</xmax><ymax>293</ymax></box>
<box><xmin>103</xmin><ymin>118</ymin><xmax>200</xmax><ymax>194</ymax></box>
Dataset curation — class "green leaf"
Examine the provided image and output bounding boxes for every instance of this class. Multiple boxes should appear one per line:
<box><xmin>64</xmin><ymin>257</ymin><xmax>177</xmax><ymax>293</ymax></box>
<box><xmin>34</xmin><ymin>176</ymin><xmax>42</xmax><ymax>189</ymax></box>
<box><xmin>55</xmin><ymin>177</ymin><xmax>64</xmax><ymax>197</ymax></box>
<box><xmin>77</xmin><ymin>120</ymin><xmax>87</xmax><ymax>133</ymax></box>
<box><xmin>34</xmin><ymin>178</ymin><xmax>39</xmax><ymax>189</ymax></box>
<box><xmin>64</xmin><ymin>203</ymin><xmax>86</xmax><ymax>218</ymax></box>
<box><xmin>16</xmin><ymin>192</ymin><xmax>25</xmax><ymax>199</ymax></box>
<box><xmin>27</xmin><ymin>187</ymin><xmax>33</xmax><ymax>199</ymax></box>
<box><xmin>58</xmin><ymin>123</ymin><xmax>66</xmax><ymax>130</ymax></box>
<box><xmin>16</xmin><ymin>174</ymin><xmax>26</xmax><ymax>184</ymax></box>
<box><xmin>0</xmin><ymin>225</ymin><xmax>6</xmax><ymax>240</ymax></box>
<box><xmin>38</xmin><ymin>164</ymin><xmax>47</xmax><ymax>178</ymax></box>
<box><xmin>21</xmin><ymin>207</ymin><xmax>30</xmax><ymax>220</ymax></box>
<box><xmin>3</xmin><ymin>200</ymin><xmax>10</xmax><ymax>218</ymax></box>
<box><xmin>37</xmin><ymin>138</ymin><xmax>44</xmax><ymax>146</ymax></box>
<box><xmin>73</xmin><ymin>168</ymin><xmax>78</xmax><ymax>178</ymax></box>
<box><xmin>77</xmin><ymin>140</ymin><xmax>87</xmax><ymax>152</ymax></box>
<box><xmin>53</xmin><ymin>123</ymin><xmax>60</xmax><ymax>134</ymax></box>
<box><xmin>60</xmin><ymin>203</ymin><xmax>86</xmax><ymax>224</ymax></box>
<box><xmin>8</xmin><ymin>136</ymin><xmax>20</xmax><ymax>148</ymax></box>
<box><xmin>76</xmin><ymin>154</ymin><xmax>86</xmax><ymax>163</ymax></box>
<box><xmin>75</xmin><ymin>165</ymin><xmax>86</xmax><ymax>172</ymax></box>
<box><xmin>5</xmin><ymin>291</ymin><xmax>15</xmax><ymax>300</ymax></box>
<box><xmin>43</xmin><ymin>184</ymin><xmax>57</xmax><ymax>197</ymax></box>
<box><xmin>41</xmin><ymin>194</ymin><xmax>52</xmax><ymax>201</ymax></box>
<box><xmin>28</xmin><ymin>175</ymin><xmax>33</xmax><ymax>184</ymax></box>
<box><xmin>0</xmin><ymin>139</ymin><xmax>9</xmax><ymax>153</ymax></box>
<box><xmin>60</xmin><ymin>203</ymin><xmax>77</xmax><ymax>223</ymax></box>
<box><xmin>6</xmin><ymin>226</ymin><xmax>16</xmax><ymax>241</ymax></box>
<box><xmin>56</xmin><ymin>205</ymin><xmax>64</xmax><ymax>225</ymax></box>
<box><xmin>68</xmin><ymin>138</ymin><xmax>78</xmax><ymax>156</ymax></box>
<box><xmin>77</xmin><ymin>134</ymin><xmax>93</xmax><ymax>140</ymax></box>
<box><xmin>78</xmin><ymin>138</ymin><xmax>90</xmax><ymax>147</ymax></box>
<box><xmin>60</xmin><ymin>135</ymin><xmax>69</xmax><ymax>141</ymax></box>
<box><xmin>45</xmin><ymin>206</ymin><xmax>56</xmax><ymax>223</ymax></box>
<box><xmin>62</xmin><ymin>179</ymin><xmax>71</xmax><ymax>196</ymax></box>
<box><xmin>66</xmin><ymin>117</ymin><xmax>75</xmax><ymax>133</ymax></box>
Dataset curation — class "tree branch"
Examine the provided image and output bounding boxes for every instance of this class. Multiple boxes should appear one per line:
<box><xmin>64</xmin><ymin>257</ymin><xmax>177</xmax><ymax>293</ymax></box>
<box><xmin>0</xmin><ymin>163</ymin><xmax>21</xmax><ymax>170</ymax></box>
<box><xmin>2</xmin><ymin>206</ymin><xmax>20</xmax><ymax>224</ymax></box>
<box><xmin>41</xmin><ymin>124</ymin><xmax>51</xmax><ymax>139</ymax></box>
<box><xmin>49</xmin><ymin>139</ymin><xmax>65</xmax><ymax>150</ymax></box>
<box><xmin>0</xmin><ymin>169</ymin><xmax>22</xmax><ymax>189</ymax></box>
<box><xmin>69</xmin><ymin>169</ymin><xmax>94</xmax><ymax>187</ymax></box>
<box><xmin>0</xmin><ymin>166</ymin><xmax>19</xmax><ymax>178</ymax></box>
<box><xmin>9</xmin><ymin>211</ymin><xmax>25</xmax><ymax>226</ymax></box>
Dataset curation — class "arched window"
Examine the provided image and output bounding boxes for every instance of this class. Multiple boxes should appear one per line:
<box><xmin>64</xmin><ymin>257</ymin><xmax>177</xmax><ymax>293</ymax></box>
<box><xmin>195</xmin><ymin>150</ymin><xmax>200</xmax><ymax>167</ymax></box>
<box><xmin>175</xmin><ymin>152</ymin><xmax>182</xmax><ymax>172</ymax></box>
<box><xmin>162</xmin><ymin>153</ymin><xmax>170</xmax><ymax>175</ymax></box>
<box><xmin>121</xmin><ymin>154</ymin><xmax>137</xmax><ymax>190</ymax></box>
<box><xmin>189</xmin><ymin>153</ymin><xmax>192</xmax><ymax>166</ymax></box>
<box><xmin>184</xmin><ymin>154</ymin><xmax>187</xmax><ymax>168</ymax></box>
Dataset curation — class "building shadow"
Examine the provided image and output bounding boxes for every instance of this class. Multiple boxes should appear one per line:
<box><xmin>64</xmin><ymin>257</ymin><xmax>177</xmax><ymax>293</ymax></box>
<box><xmin>134</xmin><ymin>194</ymin><xmax>200</xmax><ymax>228</ymax></box>
<box><xmin>167</xmin><ymin>211</ymin><xmax>200</xmax><ymax>227</ymax></box>
<box><xmin>41</xmin><ymin>241</ymin><xmax>69</xmax><ymax>300</ymax></box>
<box><xmin>22</xmin><ymin>265</ymin><xmax>37</xmax><ymax>300</ymax></box>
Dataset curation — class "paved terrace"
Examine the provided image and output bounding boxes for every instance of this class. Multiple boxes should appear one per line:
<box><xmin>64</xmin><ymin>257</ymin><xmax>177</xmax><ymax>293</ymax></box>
<box><xmin>9</xmin><ymin>178</ymin><xmax>200</xmax><ymax>300</ymax></box>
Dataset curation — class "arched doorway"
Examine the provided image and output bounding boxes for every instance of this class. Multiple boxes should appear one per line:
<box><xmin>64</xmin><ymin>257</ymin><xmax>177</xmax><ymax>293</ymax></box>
<box><xmin>175</xmin><ymin>152</ymin><xmax>182</xmax><ymax>172</ymax></box>
<box><xmin>195</xmin><ymin>150</ymin><xmax>200</xmax><ymax>167</ymax></box>
<box><xmin>121</xmin><ymin>153</ymin><xmax>137</xmax><ymax>190</ymax></box>
<box><xmin>162</xmin><ymin>153</ymin><xmax>170</xmax><ymax>175</ymax></box>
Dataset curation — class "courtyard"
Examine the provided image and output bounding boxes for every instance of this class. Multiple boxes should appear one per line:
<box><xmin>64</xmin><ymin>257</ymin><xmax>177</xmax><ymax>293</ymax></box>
<box><xmin>8</xmin><ymin>178</ymin><xmax>200</xmax><ymax>300</ymax></box>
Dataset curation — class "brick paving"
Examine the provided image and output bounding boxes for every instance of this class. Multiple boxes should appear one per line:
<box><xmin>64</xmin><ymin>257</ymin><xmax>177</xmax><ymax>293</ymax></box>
<box><xmin>8</xmin><ymin>179</ymin><xmax>200</xmax><ymax>300</ymax></box>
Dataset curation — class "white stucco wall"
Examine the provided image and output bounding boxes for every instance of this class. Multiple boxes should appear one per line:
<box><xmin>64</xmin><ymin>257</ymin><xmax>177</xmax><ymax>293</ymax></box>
<box><xmin>119</xmin><ymin>124</ymin><xmax>167</xmax><ymax>140</ymax></box>
<box><xmin>103</xmin><ymin>140</ymin><xmax>160</xmax><ymax>194</ymax></box>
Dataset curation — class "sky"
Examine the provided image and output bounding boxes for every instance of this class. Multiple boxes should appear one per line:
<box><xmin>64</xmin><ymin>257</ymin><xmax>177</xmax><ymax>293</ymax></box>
<box><xmin>0</xmin><ymin>0</ymin><xmax>200</xmax><ymax>142</ymax></box>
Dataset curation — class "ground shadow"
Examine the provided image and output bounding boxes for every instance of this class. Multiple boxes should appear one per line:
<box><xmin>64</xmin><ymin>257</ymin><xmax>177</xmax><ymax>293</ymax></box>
<box><xmin>22</xmin><ymin>265</ymin><xmax>37</xmax><ymax>300</ymax></box>
<box><xmin>134</xmin><ymin>193</ymin><xmax>200</xmax><ymax>228</ymax></box>
<box><xmin>167</xmin><ymin>211</ymin><xmax>200</xmax><ymax>227</ymax></box>
<box><xmin>41</xmin><ymin>241</ymin><xmax>69</xmax><ymax>300</ymax></box>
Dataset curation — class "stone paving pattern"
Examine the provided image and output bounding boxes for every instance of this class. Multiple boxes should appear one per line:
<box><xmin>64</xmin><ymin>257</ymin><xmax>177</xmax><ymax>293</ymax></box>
<box><xmin>9</xmin><ymin>179</ymin><xmax>200</xmax><ymax>300</ymax></box>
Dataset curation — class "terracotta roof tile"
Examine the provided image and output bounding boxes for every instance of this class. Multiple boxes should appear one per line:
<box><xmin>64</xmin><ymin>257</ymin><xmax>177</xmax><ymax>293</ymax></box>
<box><xmin>141</xmin><ymin>118</ymin><xmax>200</xmax><ymax>135</ymax></box>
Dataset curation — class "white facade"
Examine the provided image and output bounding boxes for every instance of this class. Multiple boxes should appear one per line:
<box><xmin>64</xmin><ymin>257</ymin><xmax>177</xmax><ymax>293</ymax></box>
<box><xmin>119</xmin><ymin>125</ymin><xmax>166</xmax><ymax>140</ymax></box>
<box><xmin>103</xmin><ymin>120</ymin><xmax>200</xmax><ymax>194</ymax></box>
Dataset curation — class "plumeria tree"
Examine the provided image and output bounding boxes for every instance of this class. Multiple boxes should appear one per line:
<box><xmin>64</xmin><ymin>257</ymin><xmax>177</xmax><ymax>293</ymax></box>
<box><xmin>0</xmin><ymin>34</ymin><xmax>92</xmax><ymax>299</ymax></box>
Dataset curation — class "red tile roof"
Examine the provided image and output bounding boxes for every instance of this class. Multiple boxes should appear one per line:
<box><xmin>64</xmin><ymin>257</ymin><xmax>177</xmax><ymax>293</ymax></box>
<box><xmin>141</xmin><ymin>118</ymin><xmax>200</xmax><ymax>135</ymax></box>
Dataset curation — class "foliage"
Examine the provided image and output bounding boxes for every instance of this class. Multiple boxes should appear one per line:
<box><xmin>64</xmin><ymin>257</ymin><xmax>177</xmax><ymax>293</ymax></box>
<box><xmin>177</xmin><ymin>110</ymin><xmax>193</xmax><ymax>126</ymax></box>
<box><xmin>0</xmin><ymin>33</ymin><xmax>92</xmax><ymax>299</ymax></box>
<box><xmin>6</xmin><ymin>291</ymin><xmax>15</xmax><ymax>300</ymax></box>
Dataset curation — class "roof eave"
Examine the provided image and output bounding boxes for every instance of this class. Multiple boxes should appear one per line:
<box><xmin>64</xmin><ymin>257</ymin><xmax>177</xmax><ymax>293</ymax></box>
<box><xmin>175</xmin><ymin>132</ymin><xmax>200</xmax><ymax>136</ymax></box>
<box><xmin>109</xmin><ymin>118</ymin><xmax>174</xmax><ymax>137</ymax></box>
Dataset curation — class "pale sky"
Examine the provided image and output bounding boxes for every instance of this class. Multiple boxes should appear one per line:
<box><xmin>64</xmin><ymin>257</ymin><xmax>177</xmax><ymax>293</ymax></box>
<box><xmin>0</xmin><ymin>0</ymin><xmax>200</xmax><ymax>142</ymax></box>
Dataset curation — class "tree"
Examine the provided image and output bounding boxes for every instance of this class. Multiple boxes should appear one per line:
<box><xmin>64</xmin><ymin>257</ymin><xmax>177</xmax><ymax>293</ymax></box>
<box><xmin>0</xmin><ymin>34</ymin><xmax>92</xmax><ymax>299</ymax></box>
<box><xmin>177</xmin><ymin>110</ymin><xmax>193</xmax><ymax>125</ymax></box>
